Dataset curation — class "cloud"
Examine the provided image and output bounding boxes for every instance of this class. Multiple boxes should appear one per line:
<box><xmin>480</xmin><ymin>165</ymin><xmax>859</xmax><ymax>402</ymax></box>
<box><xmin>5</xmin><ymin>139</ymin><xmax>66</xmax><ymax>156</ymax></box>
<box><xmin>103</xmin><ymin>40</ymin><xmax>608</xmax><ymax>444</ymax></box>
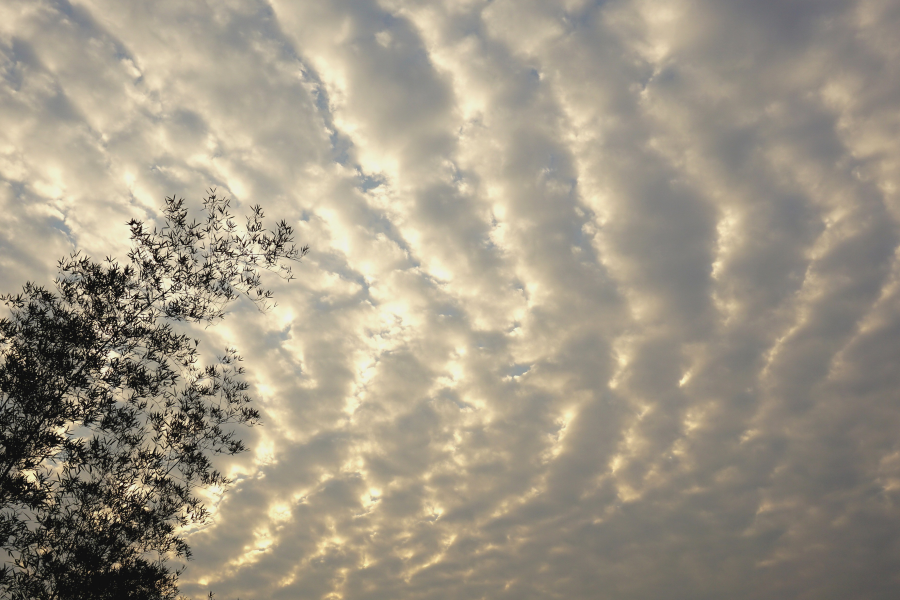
<box><xmin>2</xmin><ymin>0</ymin><xmax>900</xmax><ymax>598</ymax></box>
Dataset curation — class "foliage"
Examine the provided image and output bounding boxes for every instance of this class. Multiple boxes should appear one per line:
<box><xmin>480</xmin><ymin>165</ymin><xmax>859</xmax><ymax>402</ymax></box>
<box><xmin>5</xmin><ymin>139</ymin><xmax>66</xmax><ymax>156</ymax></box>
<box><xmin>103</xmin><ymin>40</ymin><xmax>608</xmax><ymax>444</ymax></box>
<box><xmin>0</xmin><ymin>191</ymin><xmax>307</xmax><ymax>599</ymax></box>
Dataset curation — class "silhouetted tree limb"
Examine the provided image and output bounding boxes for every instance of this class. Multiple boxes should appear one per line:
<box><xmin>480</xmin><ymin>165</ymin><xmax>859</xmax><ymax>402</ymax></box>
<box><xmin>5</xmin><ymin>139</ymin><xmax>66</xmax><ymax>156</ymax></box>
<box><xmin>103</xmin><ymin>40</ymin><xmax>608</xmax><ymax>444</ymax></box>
<box><xmin>0</xmin><ymin>190</ymin><xmax>307</xmax><ymax>599</ymax></box>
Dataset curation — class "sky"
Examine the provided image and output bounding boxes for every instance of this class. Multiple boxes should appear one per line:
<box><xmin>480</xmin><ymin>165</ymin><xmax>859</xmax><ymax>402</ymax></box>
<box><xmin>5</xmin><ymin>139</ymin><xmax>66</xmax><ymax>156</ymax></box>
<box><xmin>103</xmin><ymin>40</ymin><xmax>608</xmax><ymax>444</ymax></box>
<box><xmin>2</xmin><ymin>0</ymin><xmax>900</xmax><ymax>598</ymax></box>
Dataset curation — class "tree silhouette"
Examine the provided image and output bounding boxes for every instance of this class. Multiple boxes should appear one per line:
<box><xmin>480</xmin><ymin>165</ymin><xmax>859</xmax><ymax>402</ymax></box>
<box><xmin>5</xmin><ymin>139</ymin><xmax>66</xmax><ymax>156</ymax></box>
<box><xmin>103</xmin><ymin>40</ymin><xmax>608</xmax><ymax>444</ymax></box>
<box><xmin>0</xmin><ymin>191</ymin><xmax>307</xmax><ymax>599</ymax></box>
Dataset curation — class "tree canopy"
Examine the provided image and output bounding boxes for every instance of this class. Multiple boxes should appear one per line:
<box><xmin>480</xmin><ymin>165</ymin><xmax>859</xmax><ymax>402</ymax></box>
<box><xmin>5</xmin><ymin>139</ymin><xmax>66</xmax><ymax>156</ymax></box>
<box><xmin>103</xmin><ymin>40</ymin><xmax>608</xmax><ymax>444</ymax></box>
<box><xmin>0</xmin><ymin>191</ymin><xmax>307</xmax><ymax>599</ymax></box>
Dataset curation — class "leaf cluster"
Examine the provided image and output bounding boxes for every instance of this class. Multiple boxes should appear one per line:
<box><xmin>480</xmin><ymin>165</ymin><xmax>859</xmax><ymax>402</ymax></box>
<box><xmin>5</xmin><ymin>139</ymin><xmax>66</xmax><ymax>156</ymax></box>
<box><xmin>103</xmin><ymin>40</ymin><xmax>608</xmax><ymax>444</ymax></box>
<box><xmin>0</xmin><ymin>191</ymin><xmax>305</xmax><ymax>599</ymax></box>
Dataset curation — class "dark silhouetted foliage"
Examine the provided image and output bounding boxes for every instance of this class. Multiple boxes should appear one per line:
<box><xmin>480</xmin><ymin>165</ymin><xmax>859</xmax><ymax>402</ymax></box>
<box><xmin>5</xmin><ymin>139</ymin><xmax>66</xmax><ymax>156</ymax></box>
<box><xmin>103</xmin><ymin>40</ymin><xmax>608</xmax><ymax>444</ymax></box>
<box><xmin>0</xmin><ymin>191</ymin><xmax>307</xmax><ymax>599</ymax></box>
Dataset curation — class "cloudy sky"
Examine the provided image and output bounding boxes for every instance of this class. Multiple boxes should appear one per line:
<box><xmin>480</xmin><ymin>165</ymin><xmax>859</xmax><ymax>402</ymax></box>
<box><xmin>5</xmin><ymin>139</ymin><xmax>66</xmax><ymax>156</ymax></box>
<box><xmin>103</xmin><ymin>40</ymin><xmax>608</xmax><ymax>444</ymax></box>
<box><xmin>3</xmin><ymin>0</ymin><xmax>900</xmax><ymax>598</ymax></box>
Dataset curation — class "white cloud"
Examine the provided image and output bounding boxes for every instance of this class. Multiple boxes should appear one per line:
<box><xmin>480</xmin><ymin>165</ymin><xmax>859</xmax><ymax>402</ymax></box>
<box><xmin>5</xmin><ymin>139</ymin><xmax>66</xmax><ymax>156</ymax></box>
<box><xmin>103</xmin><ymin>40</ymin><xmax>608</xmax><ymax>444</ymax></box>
<box><xmin>2</xmin><ymin>0</ymin><xmax>900</xmax><ymax>598</ymax></box>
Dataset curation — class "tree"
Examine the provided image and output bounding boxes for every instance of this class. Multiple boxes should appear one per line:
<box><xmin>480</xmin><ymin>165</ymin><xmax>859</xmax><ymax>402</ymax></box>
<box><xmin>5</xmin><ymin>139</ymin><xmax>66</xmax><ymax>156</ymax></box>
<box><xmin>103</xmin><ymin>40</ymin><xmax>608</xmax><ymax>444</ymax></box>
<box><xmin>0</xmin><ymin>191</ymin><xmax>307</xmax><ymax>599</ymax></box>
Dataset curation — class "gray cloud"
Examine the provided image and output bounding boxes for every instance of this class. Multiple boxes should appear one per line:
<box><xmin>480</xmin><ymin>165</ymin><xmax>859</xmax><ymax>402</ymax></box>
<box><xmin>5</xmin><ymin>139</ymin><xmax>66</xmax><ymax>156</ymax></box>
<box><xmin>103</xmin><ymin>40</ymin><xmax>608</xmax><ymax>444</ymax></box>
<box><xmin>2</xmin><ymin>0</ymin><xmax>900</xmax><ymax>598</ymax></box>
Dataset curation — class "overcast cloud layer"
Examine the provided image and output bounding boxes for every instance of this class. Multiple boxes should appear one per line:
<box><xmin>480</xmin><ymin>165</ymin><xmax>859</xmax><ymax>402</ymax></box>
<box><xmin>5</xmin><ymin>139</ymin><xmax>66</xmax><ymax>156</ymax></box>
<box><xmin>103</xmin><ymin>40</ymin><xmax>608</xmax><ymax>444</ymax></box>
<box><xmin>2</xmin><ymin>0</ymin><xmax>900</xmax><ymax>598</ymax></box>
